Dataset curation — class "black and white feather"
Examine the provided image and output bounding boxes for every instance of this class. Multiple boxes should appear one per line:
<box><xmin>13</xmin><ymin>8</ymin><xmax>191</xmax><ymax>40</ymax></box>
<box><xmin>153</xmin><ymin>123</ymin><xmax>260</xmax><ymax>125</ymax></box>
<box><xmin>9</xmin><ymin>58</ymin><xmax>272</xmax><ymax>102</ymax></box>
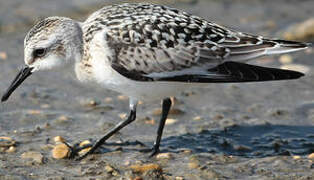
<box><xmin>82</xmin><ymin>3</ymin><xmax>308</xmax><ymax>83</ymax></box>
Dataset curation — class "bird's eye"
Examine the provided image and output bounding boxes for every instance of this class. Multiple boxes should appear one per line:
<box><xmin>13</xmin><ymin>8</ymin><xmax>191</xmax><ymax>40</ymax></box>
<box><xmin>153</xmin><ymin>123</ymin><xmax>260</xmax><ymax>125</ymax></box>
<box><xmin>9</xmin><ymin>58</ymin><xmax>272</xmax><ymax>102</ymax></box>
<box><xmin>33</xmin><ymin>48</ymin><xmax>46</xmax><ymax>58</ymax></box>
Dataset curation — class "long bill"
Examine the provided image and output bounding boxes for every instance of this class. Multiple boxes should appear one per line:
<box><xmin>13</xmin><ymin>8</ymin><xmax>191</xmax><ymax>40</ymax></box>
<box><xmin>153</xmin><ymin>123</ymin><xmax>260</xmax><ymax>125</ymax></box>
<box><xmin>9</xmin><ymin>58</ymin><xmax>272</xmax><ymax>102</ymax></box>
<box><xmin>1</xmin><ymin>66</ymin><xmax>33</xmax><ymax>102</ymax></box>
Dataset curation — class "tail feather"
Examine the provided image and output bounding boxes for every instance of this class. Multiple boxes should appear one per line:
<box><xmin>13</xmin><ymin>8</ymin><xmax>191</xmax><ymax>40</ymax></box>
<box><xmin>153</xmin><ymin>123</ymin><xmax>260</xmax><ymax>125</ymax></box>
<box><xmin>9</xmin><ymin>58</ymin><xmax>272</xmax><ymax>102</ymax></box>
<box><xmin>265</xmin><ymin>39</ymin><xmax>309</xmax><ymax>54</ymax></box>
<box><xmin>208</xmin><ymin>61</ymin><xmax>304</xmax><ymax>82</ymax></box>
<box><xmin>222</xmin><ymin>34</ymin><xmax>310</xmax><ymax>61</ymax></box>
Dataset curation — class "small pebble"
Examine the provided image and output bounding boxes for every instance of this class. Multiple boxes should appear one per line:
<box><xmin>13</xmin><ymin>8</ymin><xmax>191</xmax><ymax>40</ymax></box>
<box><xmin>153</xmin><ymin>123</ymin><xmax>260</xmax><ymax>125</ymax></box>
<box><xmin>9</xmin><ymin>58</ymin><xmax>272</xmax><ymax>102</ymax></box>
<box><xmin>293</xmin><ymin>155</ymin><xmax>301</xmax><ymax>160</ymax></box>
<box><xmin>0</xmin><ymin>137</ymin><xmax>15</xmax><ymax>147</ymax></box>
<box><xmin>0</xmin><ymin>51</ymin><xmax>7</xmax><ymax>60</ymax></box>
<box><xmin>79</xmin><ymin>140</ymin><xmax>92</xmax><ymax>147</ymax></box>
<box><xmin>80</xmin><ymin>98</ymin><xmax>100</xmax><ymax>107</ymax></box>
<box><xmin>119</xmin><ymin>113</ymin><xmax>127</xmax><ymax>119</ymax></box>
<box><xmin>6</xmin><ymin>146</ymin><xmax>16</xmax><ymax>153</ymax></box>
<box><xmin>117</xmin><ymin>95</ymin><xmax>128</xmax><ymax>101</ymax></box>
<box><xmin>78</xmin><ymin>147</ymin><xmax>91</xmax><ymax>156</ymax></box>
<box><xmin>175</xmin><ymin>177</ymin><xmax>184</xmax><ymax>180</ymax></box>
<box><xmin>188</xmin><ymin>161</ymin><xmax>199</xmax><ymax>169</ymax></box>
<box><xmin>40</xmin><ymin>104</ymin><xmax>51</xmax><ymax>109</ymax></box>
<box><xmin>105</xmin><ymin>165</ymin><xmax>114</xmax><ymax>173</ymax></box>
<box><xmin>52</xmin><ymin>143</ymin><xmax>71</xmax><ymax>159</ymax></box>
<box><xmin>53</xmin><ymin>115</ymin><xmax>71</xmax><ymax>125</ymax></box>
<box><xmin>308</xmin><ymin>153</ymin><xmax>314</xmax><ymax>159</ymax></box>
<box><xmin>89</xmin><ymin>100</ymin><xmax>98</xmax><ymax>106</ymax></box>
<box><xmin>188</xmin><ymin>156</ymin><xmax>200</xmax><ymax>169</ymax></box>
<box><xmin>279</xmin><ymin>54</ymin><xmax>293</xmax><ymax>64</ymax></box>
<box><xmin>193</xmin><ymin>116</ymin><xmax>202</xmax><ymax>121</ymax></box>
<box><xmin>124</xmin><ymin>160</ymin><xmax>131</xmax><ymax>166</ymax></box>
<box><xmin>105</xmin><ymin>165</ymin><xmax>119</xmax><ymax>176</ymax></box>
<box><xmin>21</xmin><ymin>151</ymin><xmax>44</xmax><ymax>164</ymax></box>
<box><xmin>78</xmin><ymin>140</ymin><xmax>92</xmax><ymax>155</ymax></box>
<box><xmin>234</xmin><ymin>145</ymin><xmax>252</xmax><ymax>152</ymax></box>
<box><xmin>130</xmin><ymin>163</ymin><xmax>162</xmax><ymax>173</ymax></box>
<box><xmin>57</xmin><ymin>115</ymin><xmax>69</xmax><ymax>122</ymax></box>
<box><xmin>54</xmin><ymin>136</ymin><xmax>66</xmax><ymax>143</ymax></box>
<box><xmin>104</xmin><ymin>97</ymin><xmax>113</xmax><ymax>103</ymax></box>
<box><xmin>27</xmin><ymin>110</ymin><xmax>42</xmax><ymax>115</ymax></box>
<box><xmin>143</xmin><ymin>117</ymin><xmax>155</xmax><ymax>125</ymax></box>
<box><xmin>165</xmin><ymin>118</ymin><xmax>177</xmax><ymax>125</ymax></box>
<box><xmin>182</xmin><ymin>150</ymin><xmax>192</xmax><ymax>154</ymax></box>
<box><xmin>156</xmin><ymin>153</ymin><xmax>173</xmax><ymax>160</ymax></box>
<box><xmin>0</xmin><ymin>147</ymin><xmax>6</xmax><ymax>153</ymax></box>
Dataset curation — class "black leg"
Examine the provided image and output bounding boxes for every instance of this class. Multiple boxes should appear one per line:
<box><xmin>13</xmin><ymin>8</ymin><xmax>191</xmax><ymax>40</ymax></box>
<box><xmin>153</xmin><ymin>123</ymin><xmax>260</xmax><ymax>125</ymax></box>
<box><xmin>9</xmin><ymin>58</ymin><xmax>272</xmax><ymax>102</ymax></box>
<box><xmin>76</xmin><ymin>109</ymin><xmax>136</xmax><ymax>160</ymax></box>
<box><xmin>150</xmin><ymin>97</ymin><xmax>172</xmax><ymax>157</ymax></box>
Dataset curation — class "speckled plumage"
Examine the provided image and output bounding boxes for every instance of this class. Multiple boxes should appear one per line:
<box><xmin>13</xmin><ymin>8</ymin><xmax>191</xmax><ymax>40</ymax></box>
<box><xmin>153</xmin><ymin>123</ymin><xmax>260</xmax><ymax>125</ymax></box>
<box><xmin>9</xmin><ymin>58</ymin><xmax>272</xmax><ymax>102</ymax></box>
<box><xmin>78</xmin><ymin>3</ymin><xmax>308</xmax><ymax>82</ymax></box>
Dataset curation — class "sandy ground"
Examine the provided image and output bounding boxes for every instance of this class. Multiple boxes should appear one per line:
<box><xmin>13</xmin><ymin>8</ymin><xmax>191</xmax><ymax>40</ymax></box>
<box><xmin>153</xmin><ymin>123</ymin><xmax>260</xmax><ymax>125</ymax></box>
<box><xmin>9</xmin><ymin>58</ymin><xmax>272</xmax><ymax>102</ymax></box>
<box><xmin>0</xmin><ymin>0</ymin><xmax>314</xmax><ymax>179</ymax></box>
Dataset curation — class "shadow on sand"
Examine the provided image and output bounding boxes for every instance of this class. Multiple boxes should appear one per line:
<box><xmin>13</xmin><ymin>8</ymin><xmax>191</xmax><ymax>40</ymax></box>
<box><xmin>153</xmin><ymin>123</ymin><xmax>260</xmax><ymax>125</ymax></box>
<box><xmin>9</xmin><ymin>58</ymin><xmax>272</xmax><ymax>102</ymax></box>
<box><xmin>103</xmin><ymin>124</ymin><xmax>314</xmax><ymax>158</ymax></box>
<box><xmin>159</xmin><ymin>124</ymin><xmax>314</xmax><ymax>157</ymax></box>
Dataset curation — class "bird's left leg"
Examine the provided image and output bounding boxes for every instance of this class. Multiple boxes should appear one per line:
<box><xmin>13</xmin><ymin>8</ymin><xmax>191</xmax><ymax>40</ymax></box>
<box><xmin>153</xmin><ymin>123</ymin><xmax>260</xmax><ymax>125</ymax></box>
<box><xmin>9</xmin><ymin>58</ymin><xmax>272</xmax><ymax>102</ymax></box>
<box><xmin>75</xmin><ymin>99</ymin><xmax>138</xmax><ymax>160</ymax></box>
<box><xmin>150</xmin><ymin>97</ymin><xmax>172</xmax><ymax>156</ymax></box>
<box><xmin>140</xmin><ymin>98</ymin><xmax>172</xmax><ymax>156</ymax></box>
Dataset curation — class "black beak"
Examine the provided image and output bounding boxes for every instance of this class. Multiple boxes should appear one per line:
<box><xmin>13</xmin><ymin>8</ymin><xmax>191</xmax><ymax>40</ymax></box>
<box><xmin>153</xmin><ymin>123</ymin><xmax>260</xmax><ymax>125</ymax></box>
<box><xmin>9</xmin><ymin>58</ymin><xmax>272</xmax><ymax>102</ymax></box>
<box><xmin>1</xmin><ymin>66</ymin><xmax>33</xmax><ymax>102</ymax></box>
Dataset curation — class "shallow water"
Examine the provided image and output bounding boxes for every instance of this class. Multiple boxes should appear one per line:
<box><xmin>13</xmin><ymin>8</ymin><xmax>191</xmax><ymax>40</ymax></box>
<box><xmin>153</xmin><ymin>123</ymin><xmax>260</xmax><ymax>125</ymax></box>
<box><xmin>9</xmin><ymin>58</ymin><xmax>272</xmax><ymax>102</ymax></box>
<box><xmin>0</xmin><ymin>0</ymin><xmax>314</xmax><ymax>179</ymax></box>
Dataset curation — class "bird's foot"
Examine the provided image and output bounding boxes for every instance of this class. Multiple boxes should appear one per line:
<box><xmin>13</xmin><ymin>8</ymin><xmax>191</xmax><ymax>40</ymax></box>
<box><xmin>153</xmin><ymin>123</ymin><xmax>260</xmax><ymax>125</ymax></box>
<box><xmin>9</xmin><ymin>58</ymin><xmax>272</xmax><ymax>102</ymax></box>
<box><xmin>66</xmin><ymin>143</ymin><xmax>94</xmax><ymax>160</ymax></box>
<box><xmin>140</xmin><ymin>146</ymin><xmax>160</xmax><ymax>157</ymax></box>
<box><xmin>73</xmin><ymin>139</ymin><xmax>141</xmax><ymax>160</ymax></box>
<box><xmin>73</xmin><ymin>142</ymin><xmax>114</xmax><ymax>161</ymax></box>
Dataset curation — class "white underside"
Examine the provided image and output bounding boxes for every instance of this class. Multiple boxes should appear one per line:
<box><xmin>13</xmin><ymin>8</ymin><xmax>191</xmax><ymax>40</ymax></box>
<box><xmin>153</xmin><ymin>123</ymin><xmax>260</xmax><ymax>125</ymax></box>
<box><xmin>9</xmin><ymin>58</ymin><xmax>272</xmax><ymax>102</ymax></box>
<box><xmin>92</xmin><ymin>50</ymin><xmax>194</xmax><ymax>101</ymax></box>
<box><xmin>95</xmin><ymin>68</ymin><xmax>193</xmax><ymax>101</ymax></box>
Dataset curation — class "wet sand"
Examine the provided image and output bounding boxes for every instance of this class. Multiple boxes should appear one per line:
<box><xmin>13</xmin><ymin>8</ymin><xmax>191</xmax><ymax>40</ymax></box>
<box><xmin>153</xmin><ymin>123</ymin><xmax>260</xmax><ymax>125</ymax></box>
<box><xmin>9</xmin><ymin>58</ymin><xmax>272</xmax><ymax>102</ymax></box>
<box><xmin>0</xmin><ymin>0</ymin><xmax>314</xmax><ymax>179</ymax></box>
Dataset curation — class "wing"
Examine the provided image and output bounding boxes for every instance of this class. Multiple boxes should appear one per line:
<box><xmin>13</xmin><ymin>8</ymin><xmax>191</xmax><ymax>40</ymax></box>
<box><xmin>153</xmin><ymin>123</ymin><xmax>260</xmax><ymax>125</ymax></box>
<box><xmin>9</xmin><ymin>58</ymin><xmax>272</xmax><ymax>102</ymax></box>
<box><xmin>87</xmin><ymin>3</ymin><xmax>308</xmax><ymax>82</ymax></box>
<box><xmin>110</xmin><ymin>42</ymin><xmax>230</xmax><ymax>81</ymax></box>
<box><xmin>110</xmin><ymin>41</ymin><xmax>304</xmax><ymax>82</ymax></box>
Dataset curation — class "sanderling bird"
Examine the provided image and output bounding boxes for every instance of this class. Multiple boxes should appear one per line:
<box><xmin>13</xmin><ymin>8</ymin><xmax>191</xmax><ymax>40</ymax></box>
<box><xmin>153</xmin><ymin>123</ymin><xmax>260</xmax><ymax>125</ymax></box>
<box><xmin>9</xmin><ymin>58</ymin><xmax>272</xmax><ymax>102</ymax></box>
<box><xmin>1</xmin><ymin>3</ymin><xmax>310</xmax><ymax>159</ymax></box>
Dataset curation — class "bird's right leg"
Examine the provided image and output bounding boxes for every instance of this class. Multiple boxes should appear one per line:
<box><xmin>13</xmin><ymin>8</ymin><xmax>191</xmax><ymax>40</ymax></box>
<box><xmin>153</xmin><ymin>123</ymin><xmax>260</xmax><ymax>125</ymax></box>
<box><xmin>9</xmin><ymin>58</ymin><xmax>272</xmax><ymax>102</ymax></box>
<box><xmin>75</xmin><ymin>99</ymin><xmax>138</xmax><ymax>160</ymax></box>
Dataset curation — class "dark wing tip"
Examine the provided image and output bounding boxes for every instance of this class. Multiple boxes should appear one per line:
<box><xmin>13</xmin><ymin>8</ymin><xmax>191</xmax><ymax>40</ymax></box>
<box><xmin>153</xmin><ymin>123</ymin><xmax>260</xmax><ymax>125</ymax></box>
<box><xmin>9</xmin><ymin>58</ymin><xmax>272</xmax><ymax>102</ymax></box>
<box><xmin>218</xmin><ymin>61</ymin><xmax>305</xmax><ymax>82</ymax></box>
<box><xmin>286</xmin><ymin>70</ymin><xmax>304</xmax><ymax>79</ymax></box>
<box><xmin>155</xmin><ymin>62</ymin><xmax>305</xmax><ymax>83</ymax></box>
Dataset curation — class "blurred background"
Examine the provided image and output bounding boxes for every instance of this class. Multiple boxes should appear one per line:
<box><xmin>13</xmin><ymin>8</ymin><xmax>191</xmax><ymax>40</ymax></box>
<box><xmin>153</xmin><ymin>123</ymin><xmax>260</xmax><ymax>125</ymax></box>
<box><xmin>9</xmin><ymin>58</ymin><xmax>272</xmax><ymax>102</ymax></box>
<box><xmin>0</xmin><ymin>0</ymin><xmax>314</xmax><ymax>179</ymax></box>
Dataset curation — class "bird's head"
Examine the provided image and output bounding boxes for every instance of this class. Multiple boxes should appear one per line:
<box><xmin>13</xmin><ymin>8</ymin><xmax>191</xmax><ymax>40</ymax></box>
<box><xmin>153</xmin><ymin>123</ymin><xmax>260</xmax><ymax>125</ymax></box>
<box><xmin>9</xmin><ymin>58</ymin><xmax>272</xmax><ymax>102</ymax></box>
<box><xmin>1</xmin><ymin>16</ymin><xmax>83</xmax><ymax>102</ymax></box>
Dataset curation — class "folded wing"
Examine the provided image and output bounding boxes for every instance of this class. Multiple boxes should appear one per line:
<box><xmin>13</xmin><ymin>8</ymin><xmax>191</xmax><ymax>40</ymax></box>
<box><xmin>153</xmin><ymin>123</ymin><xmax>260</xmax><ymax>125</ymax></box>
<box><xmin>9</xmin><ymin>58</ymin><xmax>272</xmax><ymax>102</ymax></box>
<box><xmin>156</xmin><ymin>61</ymin><xmax>304</xmax><ymax>83</ymax></box>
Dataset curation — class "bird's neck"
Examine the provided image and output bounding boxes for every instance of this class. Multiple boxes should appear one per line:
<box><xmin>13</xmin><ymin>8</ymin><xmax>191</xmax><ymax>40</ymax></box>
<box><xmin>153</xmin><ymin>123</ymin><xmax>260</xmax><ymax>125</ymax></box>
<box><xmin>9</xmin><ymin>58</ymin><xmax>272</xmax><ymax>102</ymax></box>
<box><xmin>67</xmin><ymin>21</ymin><xmax>84</xmax><ymax>64</ymax></box>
